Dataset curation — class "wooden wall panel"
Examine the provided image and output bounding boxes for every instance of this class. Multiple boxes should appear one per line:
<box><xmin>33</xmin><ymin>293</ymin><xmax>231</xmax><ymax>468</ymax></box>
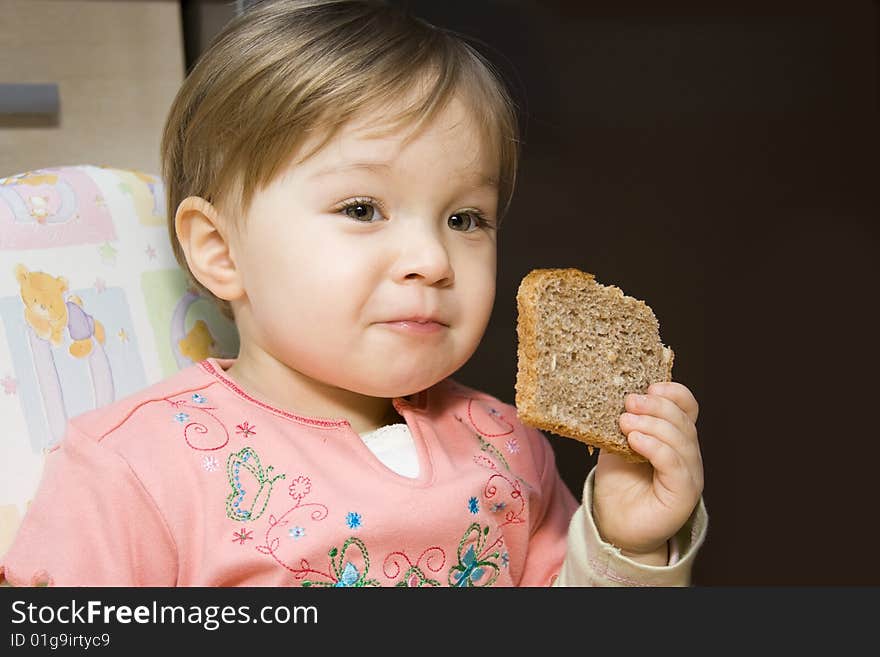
<box><xmin>0</xmin><ymin>0</ymin><xmax>184</xmax><ymax>177</ymax></box>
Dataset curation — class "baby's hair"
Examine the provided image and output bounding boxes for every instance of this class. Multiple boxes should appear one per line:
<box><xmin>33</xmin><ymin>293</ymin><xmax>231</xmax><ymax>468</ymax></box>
<box><xmin>161</xmin><ymin>0</ymin><xmax>521</xmax><ymax>320</ymax></box>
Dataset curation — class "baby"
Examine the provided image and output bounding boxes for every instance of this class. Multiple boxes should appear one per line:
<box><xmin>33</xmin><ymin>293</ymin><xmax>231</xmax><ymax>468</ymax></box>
<box><xmin>1</xmin><ymin>0</ymin><xmax>706</xmax><ymax>587</ymax></box>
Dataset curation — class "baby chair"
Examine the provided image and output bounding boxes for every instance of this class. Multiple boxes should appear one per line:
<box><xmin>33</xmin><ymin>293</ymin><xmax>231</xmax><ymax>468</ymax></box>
<box><xmin>0</xmin><ymin>165</ymin><xmax>240</xmax><ymax>555</ymax></box>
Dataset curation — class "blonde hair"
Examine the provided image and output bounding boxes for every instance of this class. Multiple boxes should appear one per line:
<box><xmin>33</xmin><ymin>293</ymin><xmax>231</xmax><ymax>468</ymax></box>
<box><xmin>161</xmin><ymin>0</ymin><xmax>520</xmax><ymax>320</ymax></box>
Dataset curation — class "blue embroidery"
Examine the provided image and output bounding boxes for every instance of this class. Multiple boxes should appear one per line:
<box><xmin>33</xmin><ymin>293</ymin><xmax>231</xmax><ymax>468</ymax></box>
<box><xmin>468</xmin><ymin>497</ymin><xmax>479</xmax><ymax>514</ymax></box>
<box><xmin>453</xmin><ymin>545</ymin><xmax>484</xmax><ymax>586</ymax></box>
<box><xmin>174</xmin><ymin>412</ymin><xmax>189</xmax><ymax>423</ymax></box>
<box><xmin>334</xmin><ymin>562</ymin><xmax>360</xmax><ymax>587</ymax></box>
<box><xmin>345</xmin><ymin>512</ymin><xmax>362</xmax><ymax>529</ymax></box>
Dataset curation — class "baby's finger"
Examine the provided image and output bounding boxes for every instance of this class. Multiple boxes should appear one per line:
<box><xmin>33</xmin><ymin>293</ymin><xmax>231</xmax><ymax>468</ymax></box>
<box><xmin>646</xmin><ymin>381</ymin><xmax>699</xmax><ymax>425</ymax></box>
<box><xmin>619</xmin><ymin>412</ymin><xmax>698</xmax><ymax>465</ymax></box>
<box><xmin>626</xmin><ymin>430</ymin><xmax>681</xmax><ymax>478</ymax></box>
<box><xmin>624</xmin><ymin>392</ymin><xmax>694</xmax><ymax>444</ymax></box>
<box><xmin>627</xmin><ymin>431</ymin><xmax>703</xmax><ymax>502</ymax></box>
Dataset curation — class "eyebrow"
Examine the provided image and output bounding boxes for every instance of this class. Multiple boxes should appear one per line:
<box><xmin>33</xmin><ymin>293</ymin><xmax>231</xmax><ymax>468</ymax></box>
<box><xmin>308</xmin><ymin>161</ymin><xmax>498</xmax><ymax>189</ymax></box>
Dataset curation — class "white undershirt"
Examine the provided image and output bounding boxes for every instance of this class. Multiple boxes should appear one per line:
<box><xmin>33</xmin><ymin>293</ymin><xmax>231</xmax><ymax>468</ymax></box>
<box><xmin>358</xmin><ymin>423</ymin><xmax>419</xmax><ymax>478</ymax></box>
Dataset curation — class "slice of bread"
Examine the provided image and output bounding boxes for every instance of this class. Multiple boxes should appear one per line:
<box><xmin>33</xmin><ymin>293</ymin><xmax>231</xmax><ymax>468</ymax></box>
<box><xmin>515</xmin><ymin>268</ymin><xmax>674</xmax><ymax>463</ymax></box>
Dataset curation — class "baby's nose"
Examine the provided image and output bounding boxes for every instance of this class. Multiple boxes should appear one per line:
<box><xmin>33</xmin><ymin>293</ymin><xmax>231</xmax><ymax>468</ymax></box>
<box><xmin>396</xmin><ymin>233</ymin><xmax>454</xmax><ymax>285</ymax></box>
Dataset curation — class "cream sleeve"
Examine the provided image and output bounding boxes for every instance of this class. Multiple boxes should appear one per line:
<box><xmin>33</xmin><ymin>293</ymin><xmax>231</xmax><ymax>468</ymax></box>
<box><xmin>554</xmin><ymin>466</ymin><xmax>708</xmax><ymax>586</ymax></box>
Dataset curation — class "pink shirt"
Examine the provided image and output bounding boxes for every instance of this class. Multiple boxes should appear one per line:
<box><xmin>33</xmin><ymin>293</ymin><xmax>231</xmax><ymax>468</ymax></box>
<box><xmin>1</xmin><ymin>358</ymin><xmax>579</xmax><ymax>587</ymax></box>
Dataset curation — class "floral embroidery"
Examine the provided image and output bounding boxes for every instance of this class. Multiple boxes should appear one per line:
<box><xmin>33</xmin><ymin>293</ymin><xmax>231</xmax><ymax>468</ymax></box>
<box><xmin>301</xmin><ymin>538</ymin><xmax>379</xmax><ymax>587</ymax></box>
<box><xmin>288</xmin><ymin>476</ymin><xmax>311</xmax><ymax>501</ymax></box>
<box><xmin>166</xmin><ymin>395</ymin><xmax>229</xmax><ymax>451</ymax></box>
<box><xmin>345</xmin><ymin>512</ymin><xmax>362</xmax><ymax>530</ymax></box>
<box><xmin>235</xmin><ymin>421</ymin><xmax>256</xmax><ymax>438</ymax></box>
<box><xmin>241</xmin><ymin>391</ymin><xmax>537</xmax><ymax>587</ymax></box>
<box><xmin>398</xmin><ymin>569</ymin><xmax>441</xmax><ymax>587</ymax></box>
<box><xmin>202</xmin><ymin>455</ymin><xmax>219</xmax><ymax>472</ymax></box>
<box><xmin>458</xmin><ymin>397</ymin><xmax>525</xmax><ymax>484</ymax></box>
<box><xmin>466</xmin><ymin>398</ymin><xmax>515</xmax><ymax>438</ymax></box>
<box><xmin>448</xmin><ymin>524</ymin><xmax>500</xmax><ymax>587</ymax></box>
<box><xmin>476</xmin><ymin>472</ymin><xmax>526</xmax><ymax>564</ymax></box>
<box><xmin>474</xmin><ymin>454</ymin><xmax>497</xmax><ymax>470</ymax></box>
<box><xmin>468</xmin><ymin>420</ymin><xmax>530</xmax><ymax>579</ymax></box>
<box><xmin>256</xmin><ymin>474</ymin><xmax>330</xmax><ymax>582</ymax></box>
<box><xmin>232</xmin><ymin>528</ymin><xmax>253</xmax><ymax>545</ymax></box>
<box><xmin>225</xmin><ymin>446</ymin><xmax>285</xmax><ymax>522</ymax></box>
<box><xmin>383</xmin><ymin>547</ymin><xmax>446</xmax><ymax>587</ymax></box>
<box><xmin>470</xmin><ymin>432</ymin><xmax>508</xmax><ymax>469</ymax></box>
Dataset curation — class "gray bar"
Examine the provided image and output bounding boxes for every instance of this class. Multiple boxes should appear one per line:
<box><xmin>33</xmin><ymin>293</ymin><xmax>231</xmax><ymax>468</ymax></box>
<box><xmin>0</xmin><ymin>83</ymin><xmax>60</xmax><ymax>115</ymax></box>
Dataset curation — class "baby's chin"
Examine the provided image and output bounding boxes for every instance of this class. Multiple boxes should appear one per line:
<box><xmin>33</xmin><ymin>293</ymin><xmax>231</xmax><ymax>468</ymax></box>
<box><xmin>339</xmin><ymin>366</ymin><xmax>455</xmax><ymax>400</ymax></box>
<box><xmin>349</xmin><ymin>378</ymin><xmax>442</xmax><ymax>400</ymax></box>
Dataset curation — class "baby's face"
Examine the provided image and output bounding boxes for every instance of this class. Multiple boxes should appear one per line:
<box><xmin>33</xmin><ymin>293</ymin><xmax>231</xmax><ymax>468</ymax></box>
<box><xmin>229</xmin><ymin>96</ymin><xmax>499</xmax><ymax>398</ymax></box>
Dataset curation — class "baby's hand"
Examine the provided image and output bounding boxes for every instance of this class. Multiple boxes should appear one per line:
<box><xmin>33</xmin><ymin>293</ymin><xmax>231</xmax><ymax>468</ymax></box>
<box><xmin>592</xmin><ymin>382</ymin><xmax>703</xmax><ymax>564</ymax></box>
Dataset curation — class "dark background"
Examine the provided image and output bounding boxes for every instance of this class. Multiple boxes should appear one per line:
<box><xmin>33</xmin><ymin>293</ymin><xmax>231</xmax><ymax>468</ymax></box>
<box><xmin>185</xmin><ymin>0</ymin><xmax>879</xmax><ymax>585</ymax></box>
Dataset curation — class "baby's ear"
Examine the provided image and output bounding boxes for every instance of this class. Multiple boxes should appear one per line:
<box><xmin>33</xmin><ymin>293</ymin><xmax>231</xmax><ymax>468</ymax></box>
<box><xmin>174</xmin><ymin>196</ymin><xmax>244</xmax><ymax>303</ymax></box>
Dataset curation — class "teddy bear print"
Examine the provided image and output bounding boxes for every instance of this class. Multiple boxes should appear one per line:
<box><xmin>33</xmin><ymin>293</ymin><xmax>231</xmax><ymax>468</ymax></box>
<box><xmin>14</xmin><ymin>264</ymin><xmax>106</xmax><ymax>358</ymax></box>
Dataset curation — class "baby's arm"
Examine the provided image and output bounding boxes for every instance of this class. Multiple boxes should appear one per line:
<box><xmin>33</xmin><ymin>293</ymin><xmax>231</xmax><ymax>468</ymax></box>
<box><xmin>571</xmin><ymin>381</ymin><xmax>707</xmax><ymax>582</ymax></box>
<box><xmin>554</xmin><ymin>467</ymin><xmax>708</xmax><ymax>586</ymax></box>
<box><xmin>0</xmin><ymin>421</ymin><xmax>177</xmax><ymax>586</ymax></box>
<box><xmin>513</xmin><ymin>423</ymin><xmax>707</xmax><ymax>587</ymax></box>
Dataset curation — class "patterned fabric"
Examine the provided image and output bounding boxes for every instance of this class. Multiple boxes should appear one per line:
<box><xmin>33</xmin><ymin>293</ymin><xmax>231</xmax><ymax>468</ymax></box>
<box><xmin>0</xmin><ymin>166</ymin><xmax>240</xmax><ymax>557</ymax></box>
<box><xmin>0</xmin><ymin>358</ymin><xmax>580</xmax><ymax>587</ymax></box>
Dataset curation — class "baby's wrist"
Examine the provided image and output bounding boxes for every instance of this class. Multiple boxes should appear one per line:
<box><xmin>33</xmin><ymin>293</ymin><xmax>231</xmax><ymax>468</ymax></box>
<box><xmin>619</xmin><ymin>542</ymin><xmax>669</xmax><ymax>567</ymax></box>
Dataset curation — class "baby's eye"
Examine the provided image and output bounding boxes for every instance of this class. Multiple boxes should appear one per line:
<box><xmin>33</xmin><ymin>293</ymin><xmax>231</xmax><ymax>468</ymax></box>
<box><xmin>448</xmin><ymin>212</ymin><xmax>487</xmax><ymax>233</ymax></box>
<box><xmin>340</xmin><ymin>199</ymin><xmax>384</xmax><ymax>223</ymax></box>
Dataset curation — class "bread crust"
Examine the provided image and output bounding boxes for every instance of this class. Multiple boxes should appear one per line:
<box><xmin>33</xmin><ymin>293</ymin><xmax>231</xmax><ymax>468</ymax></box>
<box><xmin>515</xmin><ymin>268</ymin><xmax>674</xmax><ymax>463</ymax></box>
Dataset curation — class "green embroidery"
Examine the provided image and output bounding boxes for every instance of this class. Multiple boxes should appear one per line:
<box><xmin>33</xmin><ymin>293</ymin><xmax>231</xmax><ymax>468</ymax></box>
<box><xmin>474</xmin><ymin>433</ymin><xmax>531</xmax><ymax>489</ymax></box>
<box><xmin>302</xmin><ymin>537</ymin><xmax>380</xmax><ymax>587</ymax></box>
<box><xmin>476</xmin><ymin>433</ymin><xmax>511</xmax><ymax>470</ymax></box>
<box><xmin>225</xmin><ymin>446</ymin><xmax>285</xmax><ymax>522</ymax></box>
<box><xmin>394</xmin><ymin>567</ymin><xmax>442</xmax><ymax>587</ymax></box>
<box><xmin>448</xmin><ymin>523</ymin><xmax>500</xmax><ymax>587</ymax></box>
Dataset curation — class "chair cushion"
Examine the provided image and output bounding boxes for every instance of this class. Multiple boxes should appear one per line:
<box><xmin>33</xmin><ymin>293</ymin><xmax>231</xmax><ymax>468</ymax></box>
<box><xmin>0</xmin><ymin>165</ymin><xmax>239</xmax><ymax>554</ymax></box>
